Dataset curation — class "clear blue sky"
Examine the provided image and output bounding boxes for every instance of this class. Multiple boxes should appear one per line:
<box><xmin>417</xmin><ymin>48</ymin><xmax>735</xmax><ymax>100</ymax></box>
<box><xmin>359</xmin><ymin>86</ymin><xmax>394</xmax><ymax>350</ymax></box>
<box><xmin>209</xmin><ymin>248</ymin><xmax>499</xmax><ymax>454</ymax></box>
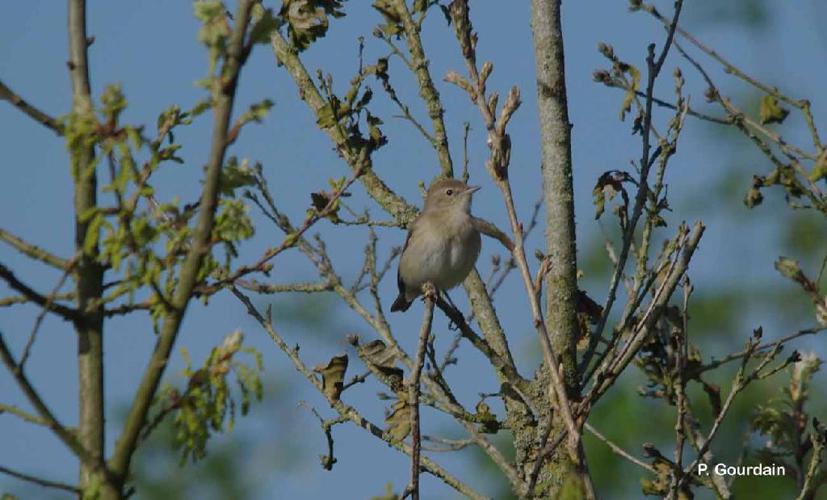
<box><xmin>2</xmin><ymin>1</ymin><xmax>826</xmax><ymax>498</ymax></box>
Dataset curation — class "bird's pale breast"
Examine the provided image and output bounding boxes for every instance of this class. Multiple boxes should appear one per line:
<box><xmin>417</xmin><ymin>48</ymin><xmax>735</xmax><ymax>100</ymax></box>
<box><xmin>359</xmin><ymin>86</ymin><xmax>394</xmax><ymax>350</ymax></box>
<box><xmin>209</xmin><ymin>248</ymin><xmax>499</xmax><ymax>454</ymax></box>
<box><xmin>399</xmin><ymin>210</ymin><xmax>481</xmax><ymax>300</ymax></box>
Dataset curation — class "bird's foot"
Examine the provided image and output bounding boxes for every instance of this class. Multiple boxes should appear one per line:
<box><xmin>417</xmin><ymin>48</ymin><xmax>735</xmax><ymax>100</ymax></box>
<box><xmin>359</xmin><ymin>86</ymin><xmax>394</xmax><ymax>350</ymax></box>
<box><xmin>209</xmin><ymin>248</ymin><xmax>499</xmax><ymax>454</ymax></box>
<box><xmin>421</xmin><ymin>282</ymin><xmax>438</xmax><ymax>303</ymax></box>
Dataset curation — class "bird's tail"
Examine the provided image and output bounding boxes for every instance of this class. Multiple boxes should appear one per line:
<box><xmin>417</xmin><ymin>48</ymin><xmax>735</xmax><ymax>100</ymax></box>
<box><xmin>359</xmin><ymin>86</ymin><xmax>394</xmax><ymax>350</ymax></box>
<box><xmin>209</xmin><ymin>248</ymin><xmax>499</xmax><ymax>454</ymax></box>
<box><xmin>390</xmin><ymin>293</ymin><xmax>412</xmax><ymax>312</ymax></box>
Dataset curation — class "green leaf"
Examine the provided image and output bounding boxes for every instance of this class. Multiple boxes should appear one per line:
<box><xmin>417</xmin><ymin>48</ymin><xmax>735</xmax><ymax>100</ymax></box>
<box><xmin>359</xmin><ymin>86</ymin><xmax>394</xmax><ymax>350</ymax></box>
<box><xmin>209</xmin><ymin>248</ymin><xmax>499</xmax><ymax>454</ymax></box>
<box><xmin>237</xmin><ymin>98</ymin><xmax>275</xmax><ymax>126</ymax></box>
<box><xmin>214</xmin><ymin>199</ymin><xmax>254</xmax><ymax>243</ymax></box>
<box><xmin>217</xmin><ymin>157</ymin><xmax>257</xmax><ymax>196</ymax></box>
<box><xmin>83</xmin><ymin>212</ymin><xmax>104</xmax><ymax>254</ymax></box>
<box><xmin>101</xmin><ymin>84</ymin><xmax>128</xmax><ymax>123</ymax></box>
<box><xmin>194</xmin><ymin>0</ymin><xmax>230</xmax><ymax>69</ymax></box>
<box><xmin>161</xmin><ymin>330</ymin><xmax>263</xmax><ymax>464</ymax></box>
<box><xmin>249</xmin><ymin>4</ymin><xmax>282</xmax><ymax>45</ymax></box>
<box><xmin>187</xmin><ymin>98</ymin><xmax>213</xmax><ymax>121</ymax></box>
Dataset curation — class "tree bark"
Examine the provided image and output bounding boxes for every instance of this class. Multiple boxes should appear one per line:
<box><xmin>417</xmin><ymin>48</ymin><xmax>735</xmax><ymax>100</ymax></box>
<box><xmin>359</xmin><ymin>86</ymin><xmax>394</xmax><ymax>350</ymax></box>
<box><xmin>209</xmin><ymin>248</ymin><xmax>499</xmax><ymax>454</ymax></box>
<box><xmin>68</xmin><ymin>0</ymin><xmax>107</xmax><ymax>495</ymax></box>
<box><xmin>530</xmin><ymin>0</ymin><xmax>579</xmax><ymax>392</ymax></box>
<box><xmin>530</xmin><ymin>0</ymin><xmax>584</xmax><ymax>495</ymax></box>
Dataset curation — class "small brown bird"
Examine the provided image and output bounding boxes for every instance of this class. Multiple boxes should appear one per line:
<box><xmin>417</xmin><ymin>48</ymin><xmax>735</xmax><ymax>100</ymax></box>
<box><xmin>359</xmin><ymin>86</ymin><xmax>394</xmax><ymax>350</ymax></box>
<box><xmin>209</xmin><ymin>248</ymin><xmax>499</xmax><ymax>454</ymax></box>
<box><xmin>391</xmin><ymin>179</ymin><xmax>482</xmax><ymax>312</ymax></box>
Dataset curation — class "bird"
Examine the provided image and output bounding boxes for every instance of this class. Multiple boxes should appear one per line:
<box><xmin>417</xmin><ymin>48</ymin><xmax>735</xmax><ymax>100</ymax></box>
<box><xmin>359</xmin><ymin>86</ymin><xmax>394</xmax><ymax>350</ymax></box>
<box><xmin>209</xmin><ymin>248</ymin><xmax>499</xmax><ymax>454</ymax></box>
<box><xmin>391</xmin><ymin>178</ymin><xmax>482</xmax><ymax>312</ymax></box>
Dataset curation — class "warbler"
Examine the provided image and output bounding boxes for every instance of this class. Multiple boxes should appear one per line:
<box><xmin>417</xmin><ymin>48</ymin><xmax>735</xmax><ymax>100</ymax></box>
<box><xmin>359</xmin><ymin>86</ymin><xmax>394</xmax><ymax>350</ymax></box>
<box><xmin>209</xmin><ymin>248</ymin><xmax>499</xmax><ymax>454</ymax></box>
<box><xmin>391</xmin><ymin>179</ymin><xmax>482</xmax><ymax>312</ymax></box>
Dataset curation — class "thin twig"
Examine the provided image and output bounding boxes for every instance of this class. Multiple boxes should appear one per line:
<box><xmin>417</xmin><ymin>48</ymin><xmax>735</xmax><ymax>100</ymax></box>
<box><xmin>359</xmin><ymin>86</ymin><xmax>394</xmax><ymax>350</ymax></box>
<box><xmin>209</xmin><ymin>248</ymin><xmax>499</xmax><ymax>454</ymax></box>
<box><xmin>0</xmin><ymin>79</ymin><xmax>64</xmax><ymax>135</ymax></box>
<box><xmin>694</xmin><ymin>325</ymin><xmax>826</xmax><ymax>376</ymax></box>
<box><xmin>0</xmin><ymin>333</ymin><xmax>99</xmax><ymax>466</ymax></box>
<box><xmin>0</xmin><ymin>264</ymin><xmax>78</xmax><ymax>321</ymax></box>
<box><xmin>0</xmin><ymin>464</ymin><xmax>80</xmax><ymax>494</ymax></box>
<box><xmin>231</xmin><ymin>287</ymin><xmax>488</xmax><ymax>500</ymax></box>
<box><xmin>19</xmin><ymin>257</ymin><xmax>78</xmax><ymax>368</ymax></box>
<box><xmin>671</xmin><ymin>277</ymin><xmax>691</xmax><ymax>497</ymax></box>
<box><xmin>393</xmin><ymin>0</ymin><xmax>453</xmax><ymax>177</ymax></box>
<box><xmin>409</xmin><ymin>286</ymin><xmax>435</xmax><ymax>500</ymax></box>
<box><xmin>584</xmin><ymin>422</ymin><xmax>656</xmax><ymax>473</ymax></box>
<box><xmin>0</xmin><ymin>402</ymin><xmax>49</xmax><ymax>427</ymax></box>
<box><xmin>110</xmin><ymin>0</ymin><xmax>257</xmax><ymax>479</ymax></box>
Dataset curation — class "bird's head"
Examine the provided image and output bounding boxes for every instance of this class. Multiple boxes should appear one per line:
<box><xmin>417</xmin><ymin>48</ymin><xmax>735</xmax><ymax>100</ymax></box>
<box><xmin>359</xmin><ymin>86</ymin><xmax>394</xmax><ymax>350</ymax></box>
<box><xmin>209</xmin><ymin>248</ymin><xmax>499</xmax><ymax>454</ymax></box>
<box><xmin>423</xmin><ymin>178</ymin><xmax>480</xmax><ymax>214</ymax></box>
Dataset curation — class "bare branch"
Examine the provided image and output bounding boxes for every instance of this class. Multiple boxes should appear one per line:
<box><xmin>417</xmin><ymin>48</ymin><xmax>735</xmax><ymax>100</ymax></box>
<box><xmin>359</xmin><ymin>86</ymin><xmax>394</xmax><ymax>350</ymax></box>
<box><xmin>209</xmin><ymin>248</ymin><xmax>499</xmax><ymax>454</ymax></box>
<box><xmin>409</xmin><ymin>286</ymin><xmax>435</xmax><ymax>500</ymax></box>
<box><xmin>231</xmin><ymin>287</ymin><xmax>488</xmax><ymax>500</ymax></box>
<box><xmin>0</xmin><ymin>228</ymin><xmax>69</xmax><ymax>270</ymax></box>
<box><xmin>0</xmin><ymin>333</ymin><xmax>99</xmax><ymax>467</ymax></box>
<box><xmin>639</xmin><ymin>0</ymin><xmax>823</xmax><ymax>152</ymax></box>
<box><xmin>19</xmin><ymin>257</ymin><xmax>78</xmax><ymax>370</ymax></box>
<box><xmin>0</xmin><ymin>464</ymin><xmax>80</xmax><ymax>494</ymax></box>
<box><xmin>392</xmin><ymin>0</ymin><xmax>454</xmax><ymax>177</ymax></box>
<box><xmin>0</xmin><ymin>263</ymin><xmax>78</xmax><ymax>321</ymax></box>
<box><xmin>584</xmin><ymin>422</ymin><xmax>655</xmax><ymax>473</ymax></box>
<box><xmin>584</xmin><ymin>0</ymin><xmax>685</xmax><ymax>375</ymax></box>
<box><xmin>0</xmin><ymin>79</ymin><xmax>64</xmax><ymax>135</ymax></box>
<box><xmin>0</xmin><ymin>402</ymin><xmax>49</xmax><ymax>427</ymax></box>
<box><xmin>110</xmin><ymin>0</ymin><xmax>257</xmax><ymax>481</ymax></box>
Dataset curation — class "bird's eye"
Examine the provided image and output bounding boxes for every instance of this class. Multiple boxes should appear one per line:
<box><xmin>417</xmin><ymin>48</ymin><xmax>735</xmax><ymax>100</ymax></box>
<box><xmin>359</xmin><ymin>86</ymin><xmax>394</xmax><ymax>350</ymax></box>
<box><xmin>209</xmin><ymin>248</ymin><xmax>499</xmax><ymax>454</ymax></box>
<box><xmin>446</xmin><ymin>189</ymin><xmax>454</xmax><ymax>196</ymax></box>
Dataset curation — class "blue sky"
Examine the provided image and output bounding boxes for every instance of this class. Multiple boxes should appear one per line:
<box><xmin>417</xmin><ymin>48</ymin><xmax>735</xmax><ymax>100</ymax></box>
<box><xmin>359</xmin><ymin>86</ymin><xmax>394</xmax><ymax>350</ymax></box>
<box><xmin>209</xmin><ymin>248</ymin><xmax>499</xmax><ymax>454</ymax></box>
<box><xmin>2</xmin><ymin>1</ymin><xmax>827</xmax><ymax>498</ymax></box>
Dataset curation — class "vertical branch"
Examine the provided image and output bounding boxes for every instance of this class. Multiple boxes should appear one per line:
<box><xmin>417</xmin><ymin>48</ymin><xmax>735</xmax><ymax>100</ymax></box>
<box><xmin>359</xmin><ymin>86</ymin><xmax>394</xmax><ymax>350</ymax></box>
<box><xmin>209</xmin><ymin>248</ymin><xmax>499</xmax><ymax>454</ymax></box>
<box><xmin>393</xmin><ymin>0</ymin><xmax>454</xmax><ymax>177</ymax></box>
<box><xmin>583</xmin><ymin>0</ymin><xmax>684</xmax><ymax>376</ymax></box>
<box><xmin>270</xmin><ymin>31</ymin><xmax>418</xmax><ymax>223</ymax></box>
<box><xmin>409</xmin><ymin>288</ymin><xmax>435</xmax><ymax>500</ymax></box>
<box><xmin>270</xmin><ymin>28</ymin><xmax>521</xmax><ymax>386</ymax></box>
<box><xmin>529</xmin><ymin>1</ymin><xmax>594</xmax><ymax>497</ymax></box>
<box><xmin>671</xmin><ymin>277</ymin><xmax>691</xmax><ymax>497</ymax></box>
<box><xmin>529</xmin><ymin>0</ymin><xmax>579</xmax><ymax>392</ymax></box>
<box><xmin>109</xmin><ymin>0</ymin><xmax>255</xmax><ymax>488</ymax></box>
<box><xmin>67</xmin><ymin>0</ymin><xmax>106</xmax><ymax>490</ymax></box>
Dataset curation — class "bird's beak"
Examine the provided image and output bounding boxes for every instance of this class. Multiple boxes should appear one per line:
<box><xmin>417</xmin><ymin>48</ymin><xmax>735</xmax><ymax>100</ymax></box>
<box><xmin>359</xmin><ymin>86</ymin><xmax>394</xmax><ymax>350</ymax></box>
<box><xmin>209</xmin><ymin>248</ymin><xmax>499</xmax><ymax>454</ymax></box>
<box><xmin>465</xmin><ymin>185</ymin><xmax>481</xmax><ymax>194</ymax></box>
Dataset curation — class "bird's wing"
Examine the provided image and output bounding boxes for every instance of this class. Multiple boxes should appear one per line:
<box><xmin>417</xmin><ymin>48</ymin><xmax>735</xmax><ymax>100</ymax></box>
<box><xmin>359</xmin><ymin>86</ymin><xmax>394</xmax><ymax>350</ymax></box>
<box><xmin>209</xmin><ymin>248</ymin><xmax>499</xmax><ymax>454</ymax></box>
<box><xmin>397</xmin><ymin>222</ymin><xmax>415</xmax><ymax>296</ymax></box>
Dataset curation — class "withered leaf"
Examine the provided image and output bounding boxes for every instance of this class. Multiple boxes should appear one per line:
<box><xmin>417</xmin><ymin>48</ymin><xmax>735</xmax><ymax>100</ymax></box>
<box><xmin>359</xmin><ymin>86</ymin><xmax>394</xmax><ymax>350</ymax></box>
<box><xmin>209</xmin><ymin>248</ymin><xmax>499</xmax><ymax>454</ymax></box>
<box><xmin>759</xmin><ymin>95</ymin><xmax>789</xmax><ymax>125</ymax></box>
<box><xmin>384</xmin><ymin>399</ymin><xmax>411</xmax><ymax>442</ymax></box>
<box><xmin>475</xmin><ymin>401</ymin><xmax>500</xmax><ymax>434</ymax></box>
<box><xmin>358</xmin><ymin>339</ymin><xmax>397</xmax><ymax>368</ymax></box>
<box><xmin>702</xmin><ymin>381</ymin><xmax>722</xmax><ymax>416</ymax></box>
<box><xmin>593</xmin><ymin>170</ymin><xmax>633</xmax><ymax>220</ymax></box>
<box><xmin>280</xmin><ymin>0</ymin><xmax>345</xmax><ymax>51</ymax></box>
<box><xmin>314</xmin><ymin>354</ymin><xmax>348</xmax><ymax>401</ymax></box>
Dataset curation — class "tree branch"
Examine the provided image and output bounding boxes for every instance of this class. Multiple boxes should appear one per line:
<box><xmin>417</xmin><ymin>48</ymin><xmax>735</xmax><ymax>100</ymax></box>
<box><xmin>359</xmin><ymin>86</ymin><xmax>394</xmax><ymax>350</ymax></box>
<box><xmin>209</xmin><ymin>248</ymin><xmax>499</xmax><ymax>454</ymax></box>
<box><xmin>584</xmin><ymin>422</ymin><xmax>655</xmax><ymax>473</ymax></box>
<box><xmin>270</xmin><ymin>30</ymin><xmax>417</xmax><ymax>223</ymax></box>
<box><xmin>580</xmin><ymin>0</ymin><xmax>684</xmax><ymax>383</ymax></box>
<box><xmin>530</xmin><ymin>0</ymin><xmax>581</xmax><ymax>395</ymax></box>
<box><xmin>109</xmin><ymin>0</ymin><xmax>255</xmax><ymax>484</ymax></box>
<box><xmin>231</xmin><ymin>287</ymin><xmax>488</xmax><ymax>500</ymax></box>
<box><xmin>0</xmin><ymin>333</ymin><xmax>98</xmax><ymax>467</ymax></box>
<box><xmin>0</xmin><ymin>263</ymin><xmax>78</xmax><ymax>320</ymax></box>
<box><xmin>0</xmin><ymin>228</ymin><xmax>69</xmax><ymax>270</ymax></box>
<box><xmin>392</xmin><ymin>0</ymin><xmax>454</xmax><ymax>177</ymax></box>
<box><xmin>0</xmin><ymin>79</ymin><xmax>64</xmax><ymax>135</ymax></box>
<box><xmin>270</xmin><ymin>27</ymin><xmax>526</xmax><ymax>452</ymax></box>
<box><xmin>0</xmin><ymin>402</ymin><xmax>49</xmax><ymax>427</ymax></box>
<box><xmin>585</xmin><ymin>221</ymin><xmax>704</xmax><ymax>407</ymax></box>
<box><xmin>66</xmin><ymin>0</ymin><xmax>109</xmax><ymax>492</ymax></box>
<box><xmin>0</xmin><ymin>464</ymin><xmax>80</xmax><ymax>494</ymax></box>
<box><xmin>409</xmin><ymin>286</ymin><xmax>435</xmax><ymax>500</ymax></box>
